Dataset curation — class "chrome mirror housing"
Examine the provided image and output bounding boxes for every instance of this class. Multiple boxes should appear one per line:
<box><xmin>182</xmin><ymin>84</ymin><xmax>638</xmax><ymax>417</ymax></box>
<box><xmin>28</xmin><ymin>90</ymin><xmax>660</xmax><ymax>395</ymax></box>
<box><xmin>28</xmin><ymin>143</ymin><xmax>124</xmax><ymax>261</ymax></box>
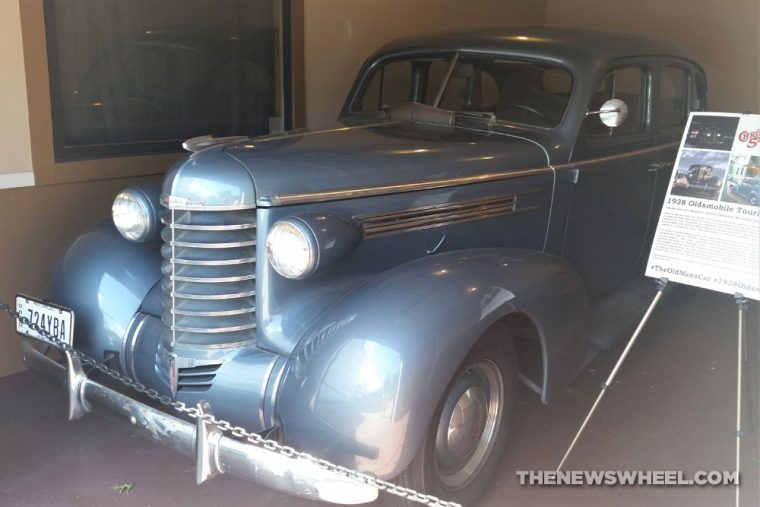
<box><xmin>586</xmin><ymin>98</ymin><xmax>629</xmax><ymax>128</ymax></box>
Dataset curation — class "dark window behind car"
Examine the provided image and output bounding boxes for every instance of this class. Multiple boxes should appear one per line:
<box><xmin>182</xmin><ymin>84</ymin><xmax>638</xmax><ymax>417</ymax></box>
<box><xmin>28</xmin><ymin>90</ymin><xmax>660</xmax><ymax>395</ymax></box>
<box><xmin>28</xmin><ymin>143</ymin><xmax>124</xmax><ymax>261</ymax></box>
<box><xmin>43</xmin><ymin>0</ymin><xmax>284</xmax><ymax>161</ymax></box>
<box><xmin>355</xmin><ymin>54</ymin><xmax>573</xmax><ymax>128</ymax></box>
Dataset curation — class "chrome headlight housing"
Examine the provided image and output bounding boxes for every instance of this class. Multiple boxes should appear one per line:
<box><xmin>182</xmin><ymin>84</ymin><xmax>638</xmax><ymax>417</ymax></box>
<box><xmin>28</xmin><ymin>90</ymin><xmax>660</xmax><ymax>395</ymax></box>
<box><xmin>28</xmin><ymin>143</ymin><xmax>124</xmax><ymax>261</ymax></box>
<box><xmin>266</xmin><ymin>213</ymin><xmax>362</xmax><ymax>280</ymax></box>
<box><xmin>112</xmin><ymin>186</ymin><xmax>159</xmax><ymax>242</ymax></box>
<box><xmin>266</xmin><ymin>218</ymin><xmax>318</xmax><ymax>279</ymax></box>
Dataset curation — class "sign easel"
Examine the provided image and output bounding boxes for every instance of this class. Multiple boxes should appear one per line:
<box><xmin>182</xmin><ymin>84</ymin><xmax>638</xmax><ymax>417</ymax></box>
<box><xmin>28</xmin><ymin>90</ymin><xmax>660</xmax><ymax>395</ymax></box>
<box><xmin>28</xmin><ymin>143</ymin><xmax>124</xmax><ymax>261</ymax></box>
<box><xmin>557</xmin><ymin>112</ymin><xmax>760</xmax><ymax>507</ymax></box>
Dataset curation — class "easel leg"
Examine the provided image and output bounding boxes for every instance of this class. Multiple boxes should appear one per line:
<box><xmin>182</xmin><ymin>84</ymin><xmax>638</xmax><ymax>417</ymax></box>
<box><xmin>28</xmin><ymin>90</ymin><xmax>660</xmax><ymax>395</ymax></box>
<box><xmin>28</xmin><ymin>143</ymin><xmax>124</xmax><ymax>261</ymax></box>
<box><xmin>734</xmin><ymin>294</ymin><xmax>748</xmax><ymax>507</ymax></box>
<box><xmin>557</xmin><ymin>278</ymin><xmax>669</xmax><ymax>471</ymax></box>
<box><xmin>741</xmin><ymin>311</ymin><xmax>754</xmax><ymax>433</ymax></box>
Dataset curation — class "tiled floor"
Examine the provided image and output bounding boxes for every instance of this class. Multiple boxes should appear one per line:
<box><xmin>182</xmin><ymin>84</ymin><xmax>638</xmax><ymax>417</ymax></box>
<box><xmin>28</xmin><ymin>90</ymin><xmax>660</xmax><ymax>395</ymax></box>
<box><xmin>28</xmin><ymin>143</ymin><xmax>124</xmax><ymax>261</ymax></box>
<box><xmin>0</xmin><ymin>286</ymin><xmax>758</xmax><ymax>507</ymax></box>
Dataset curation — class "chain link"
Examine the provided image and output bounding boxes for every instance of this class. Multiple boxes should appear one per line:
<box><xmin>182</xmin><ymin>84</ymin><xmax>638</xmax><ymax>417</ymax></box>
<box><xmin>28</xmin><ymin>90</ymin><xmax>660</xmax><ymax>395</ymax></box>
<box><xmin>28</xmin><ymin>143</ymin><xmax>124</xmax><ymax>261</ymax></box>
<box><xmin>0</xmin><ymin>301</ymin><xmax>460</xmax><ymax>507</ymax></box>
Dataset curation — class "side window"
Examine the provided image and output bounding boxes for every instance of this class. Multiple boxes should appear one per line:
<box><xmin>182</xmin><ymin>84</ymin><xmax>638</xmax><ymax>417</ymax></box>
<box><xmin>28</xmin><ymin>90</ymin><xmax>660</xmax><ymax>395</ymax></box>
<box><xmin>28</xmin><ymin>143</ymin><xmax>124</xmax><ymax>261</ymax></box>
<box><xmin>689</xmin><ymin>72</ymin><xmax>707</xmax><ymax>112</ymax></box>
<box><xmin>660</xmin><ymin>66</ymin><xmax>688</xmax><ymax>129</ymax></box>
<box><xmin>424</xmin><ymin>60</ymin><xmax>452</xmax><ymax>105</ymax></box>
<box><xmin>587</xmin><ymin>66</ymin><xmax>647</xmax><ymax>138</ymax></box>
<box><xmin>356</xmin><ymin>61</ymin><xmax>412</xmax><ymax>111</ymax></box>
<box><xmin>437</xmin><ymin>62</ymin><xmax>476</xmax><ymax>111</ymax></box>
<box><xmin>480</xmin><ymin>70</ymin><xmax>500</xmax><ymax>109</ymax></box>
<box><xmin>445</xmin><ymin>59</ymin><xmax>574</xmax><ymax>127</ymax></box>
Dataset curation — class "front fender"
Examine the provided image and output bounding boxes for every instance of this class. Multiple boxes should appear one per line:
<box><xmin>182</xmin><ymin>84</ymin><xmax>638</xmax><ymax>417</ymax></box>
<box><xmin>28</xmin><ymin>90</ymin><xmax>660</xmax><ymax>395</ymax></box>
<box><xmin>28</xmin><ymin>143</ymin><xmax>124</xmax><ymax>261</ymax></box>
<box><xmin>277</xmin><ymin>248</ymin><xmax>585</xmax><ymax>479</ymax></box>
<box><xmin>49</xmin><ymin>221</ymin><xmax>162</xmax><ymax>362</ymax></box>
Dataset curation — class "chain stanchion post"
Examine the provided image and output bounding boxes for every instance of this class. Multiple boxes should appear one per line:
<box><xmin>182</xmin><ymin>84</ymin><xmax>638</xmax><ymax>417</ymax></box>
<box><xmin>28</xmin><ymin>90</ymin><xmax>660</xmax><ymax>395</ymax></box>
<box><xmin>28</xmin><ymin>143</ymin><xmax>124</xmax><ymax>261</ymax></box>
<box><xmin>557</xmin><ymin>277</ymin><xmax>669</xmax><ymax>471</ymax></box>
<box><xmin>734</xmin><ymin>293</ymin><xmax>748</xmax><ymax>507</ymax></box>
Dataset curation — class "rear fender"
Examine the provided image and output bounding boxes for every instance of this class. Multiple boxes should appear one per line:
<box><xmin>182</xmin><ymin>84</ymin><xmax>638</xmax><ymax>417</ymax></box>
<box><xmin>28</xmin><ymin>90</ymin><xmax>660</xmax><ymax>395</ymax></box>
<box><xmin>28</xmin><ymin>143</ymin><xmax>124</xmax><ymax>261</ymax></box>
<box><xmin>276</xmin><ymin>248</ymin><xmax>586</xmax><ymax>479</ymax></box>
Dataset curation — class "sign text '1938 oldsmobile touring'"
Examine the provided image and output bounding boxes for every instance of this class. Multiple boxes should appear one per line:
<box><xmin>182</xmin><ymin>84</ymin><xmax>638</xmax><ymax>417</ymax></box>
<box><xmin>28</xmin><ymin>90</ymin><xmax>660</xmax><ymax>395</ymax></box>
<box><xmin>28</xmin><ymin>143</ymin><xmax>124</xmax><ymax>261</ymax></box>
<box><xmin>17</xmin><ymin>25</ymin><xmax>707</xmax><ymax>506</ymax></box>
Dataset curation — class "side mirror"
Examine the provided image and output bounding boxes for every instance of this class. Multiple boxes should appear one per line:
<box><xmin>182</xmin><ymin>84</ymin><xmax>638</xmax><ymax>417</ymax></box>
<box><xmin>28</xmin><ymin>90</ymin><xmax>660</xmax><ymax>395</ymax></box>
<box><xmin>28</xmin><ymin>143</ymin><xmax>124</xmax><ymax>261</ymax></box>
<box><xmin>586</xmin><ymin>98</ymin><xmax>629</xmax><ymax>128</ymax></box>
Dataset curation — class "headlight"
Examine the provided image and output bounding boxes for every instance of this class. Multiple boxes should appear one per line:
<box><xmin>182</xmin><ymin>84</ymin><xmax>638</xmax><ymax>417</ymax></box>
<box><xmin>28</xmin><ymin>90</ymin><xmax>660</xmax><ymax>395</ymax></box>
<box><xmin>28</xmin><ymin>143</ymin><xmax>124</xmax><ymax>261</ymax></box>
<box><xmin>112</xmin><ymin>187</ymin><xmax>158</xmax><ymax>242</ymax></box>
<box><xmin>266</xmin><ymin>218</ymin><xmax>318</xmax><ymax>279</ymax></box>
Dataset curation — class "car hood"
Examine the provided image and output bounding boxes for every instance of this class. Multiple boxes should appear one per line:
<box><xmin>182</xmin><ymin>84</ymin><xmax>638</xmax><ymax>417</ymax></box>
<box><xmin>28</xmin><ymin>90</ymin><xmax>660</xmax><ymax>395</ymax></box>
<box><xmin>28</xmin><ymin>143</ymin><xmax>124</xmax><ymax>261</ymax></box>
<box><xmin>162</xmin><ymin>121</ymin><xmax>550</xmax><ymax>209</ymax></box>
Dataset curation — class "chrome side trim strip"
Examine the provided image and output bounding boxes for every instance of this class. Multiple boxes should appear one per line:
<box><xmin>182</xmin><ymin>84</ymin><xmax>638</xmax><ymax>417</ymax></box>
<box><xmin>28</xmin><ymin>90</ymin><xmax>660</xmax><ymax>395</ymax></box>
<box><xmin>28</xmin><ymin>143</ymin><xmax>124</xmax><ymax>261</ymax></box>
<box><xmin>262</xmin><ymin>142</ymin><xmax>677</xmax><ymax>207</ymax></box>
<box><xmin>552</xmin><ymin>142</ymin><xmax>674</xmax><ymax>171</ymax></box>
<box><xmin>267</xmin><ymin>167</ymin><xmax>551</xmax><ymax>206</ymax></box>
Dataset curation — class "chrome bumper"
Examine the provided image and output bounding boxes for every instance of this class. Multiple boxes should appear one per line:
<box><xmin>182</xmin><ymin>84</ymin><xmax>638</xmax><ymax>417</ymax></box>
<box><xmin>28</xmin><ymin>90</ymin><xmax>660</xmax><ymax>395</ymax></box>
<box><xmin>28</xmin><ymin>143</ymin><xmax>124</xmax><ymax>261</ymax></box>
<box><xmin>20</xmin><ymin>338</ymin><xmax>378</xmax><ymax>504</ymax></box>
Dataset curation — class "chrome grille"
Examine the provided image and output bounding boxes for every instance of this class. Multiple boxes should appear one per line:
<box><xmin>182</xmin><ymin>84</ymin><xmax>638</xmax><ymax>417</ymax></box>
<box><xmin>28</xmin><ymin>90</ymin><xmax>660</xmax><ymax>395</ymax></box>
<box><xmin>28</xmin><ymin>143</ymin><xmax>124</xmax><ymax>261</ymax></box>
<box><xmin>160</xmin><ymin>207</ymin><xmax>257</xmax><ymax>347</ymax></box>
<box><xmin>177</xmin><ymin>362</ymin><xmax>222</xmax><ymax>393</ymax></box>
<box><xmin>356</xmin><ymin>194</ymin><xmax>519</xmax><ymax>237</ymax></box>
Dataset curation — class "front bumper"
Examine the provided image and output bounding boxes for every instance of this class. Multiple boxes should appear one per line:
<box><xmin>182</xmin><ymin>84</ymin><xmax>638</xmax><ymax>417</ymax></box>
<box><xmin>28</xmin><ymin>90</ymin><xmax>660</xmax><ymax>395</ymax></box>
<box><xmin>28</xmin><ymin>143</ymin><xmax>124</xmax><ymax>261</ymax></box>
<box><xmin>20</xmin><ymin>338</ymin><xmax>378</xmax><ymax>504</ymax></box>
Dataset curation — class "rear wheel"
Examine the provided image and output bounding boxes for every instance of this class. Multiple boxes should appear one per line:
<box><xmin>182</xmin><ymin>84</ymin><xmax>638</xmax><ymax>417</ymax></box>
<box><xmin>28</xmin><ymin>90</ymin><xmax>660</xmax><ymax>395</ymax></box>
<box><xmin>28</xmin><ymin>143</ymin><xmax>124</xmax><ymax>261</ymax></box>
<box><xmin>387</xmin><ymin>325</ymin><xmax>517</xmax><ymax>506</ymax></box>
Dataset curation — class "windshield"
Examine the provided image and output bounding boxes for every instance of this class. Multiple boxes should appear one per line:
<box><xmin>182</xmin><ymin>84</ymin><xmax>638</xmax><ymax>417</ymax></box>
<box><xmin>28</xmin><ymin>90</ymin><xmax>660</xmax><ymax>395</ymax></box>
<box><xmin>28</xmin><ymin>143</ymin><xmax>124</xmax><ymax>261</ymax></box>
<box><xmin>353</xmin><ymin>53</ymin><xmax>573</xmax><ymax>128</ymax></box>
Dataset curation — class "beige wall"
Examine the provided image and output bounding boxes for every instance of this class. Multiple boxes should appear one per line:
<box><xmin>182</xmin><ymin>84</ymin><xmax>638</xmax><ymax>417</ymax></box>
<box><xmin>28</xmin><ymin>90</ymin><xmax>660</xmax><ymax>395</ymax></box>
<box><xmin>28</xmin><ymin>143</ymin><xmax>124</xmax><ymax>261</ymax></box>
<box><xmin>0</xmin><ymin>0</ymin><xmax>33</xmax><ymax>177</ymax></box>
<box><xmin>0</xmin><ymin>1</ymin><xmax>164</xmax><ymax>376</ymax></box>
<box><xmin>302</xmin><ymin>0</ymin><xmax>546</xmax><ymax>127</ymax></box>
<box><xmin>546</xmin><ymin>0</ymin><xmax>760</xmax><ymax>113</ymax></box>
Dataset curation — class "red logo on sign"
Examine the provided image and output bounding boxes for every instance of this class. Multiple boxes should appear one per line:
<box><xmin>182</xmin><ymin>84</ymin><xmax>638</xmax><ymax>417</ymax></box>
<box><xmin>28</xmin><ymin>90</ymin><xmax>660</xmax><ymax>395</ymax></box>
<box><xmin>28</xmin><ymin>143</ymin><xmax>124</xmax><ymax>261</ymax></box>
<box><xmin>738</xmin><ymin>129</ymin><xmax>760</xmax><ymax>148</ymax></box>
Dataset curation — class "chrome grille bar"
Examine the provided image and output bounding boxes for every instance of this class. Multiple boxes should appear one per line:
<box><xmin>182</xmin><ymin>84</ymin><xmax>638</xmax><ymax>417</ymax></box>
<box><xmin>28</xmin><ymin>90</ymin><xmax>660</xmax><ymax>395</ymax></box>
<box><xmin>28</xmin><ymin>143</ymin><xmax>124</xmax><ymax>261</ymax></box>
<box><xmin>161</xmin><ymin>206</ymin><xmax>257</xmax><ymax>347</ymax></box>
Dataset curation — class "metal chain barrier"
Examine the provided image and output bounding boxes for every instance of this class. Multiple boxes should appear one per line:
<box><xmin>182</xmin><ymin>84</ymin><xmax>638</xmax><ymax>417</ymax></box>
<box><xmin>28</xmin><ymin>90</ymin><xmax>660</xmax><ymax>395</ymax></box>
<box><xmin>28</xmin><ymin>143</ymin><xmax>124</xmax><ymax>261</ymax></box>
<box><xmin>0</xmin><ymin>300</ymin><xmax>460</xmax><ymax>507</ymax></box>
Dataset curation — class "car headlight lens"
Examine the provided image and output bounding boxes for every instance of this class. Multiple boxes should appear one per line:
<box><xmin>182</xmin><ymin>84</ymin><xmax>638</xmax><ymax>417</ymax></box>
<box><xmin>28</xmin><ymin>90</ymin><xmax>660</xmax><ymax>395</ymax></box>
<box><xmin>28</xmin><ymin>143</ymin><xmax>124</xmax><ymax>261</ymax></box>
<box><xmin>266</xmin><ymin>218</ymin><xmax>317</xmax><ymax>279</ymax></box>
<box><xmin>112</xmin><ymin>188</ymin><xmax>155</xmax><ymax>242</ymax></box>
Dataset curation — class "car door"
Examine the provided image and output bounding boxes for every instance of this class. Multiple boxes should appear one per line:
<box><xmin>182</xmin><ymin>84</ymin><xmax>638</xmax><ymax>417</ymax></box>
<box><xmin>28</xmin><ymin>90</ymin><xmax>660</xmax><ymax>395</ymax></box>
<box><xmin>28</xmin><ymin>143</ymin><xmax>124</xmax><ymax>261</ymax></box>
<box><xmin>561</xmin><ymin>62</ymin><xmax>658</xmax><ymax>299</ymax></box>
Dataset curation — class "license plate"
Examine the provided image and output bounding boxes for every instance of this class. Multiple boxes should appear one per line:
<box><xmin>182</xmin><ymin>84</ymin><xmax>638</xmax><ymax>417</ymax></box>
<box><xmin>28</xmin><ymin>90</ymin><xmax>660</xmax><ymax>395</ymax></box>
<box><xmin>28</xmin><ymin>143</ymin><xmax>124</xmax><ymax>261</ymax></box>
<box><xmin>16</xmin><ymin>294</ymin><xmax>74</xmax><ymax>346</ymax></box>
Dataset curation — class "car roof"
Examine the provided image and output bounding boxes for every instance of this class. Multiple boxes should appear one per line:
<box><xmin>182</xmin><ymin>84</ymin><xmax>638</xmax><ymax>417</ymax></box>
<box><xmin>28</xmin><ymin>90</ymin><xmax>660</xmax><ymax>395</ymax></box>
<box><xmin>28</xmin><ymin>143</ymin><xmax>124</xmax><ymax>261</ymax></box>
<box><xmin>374</xmin><ymin>24</ymin><xmax>696</xmax><ymax>72</ymax></box>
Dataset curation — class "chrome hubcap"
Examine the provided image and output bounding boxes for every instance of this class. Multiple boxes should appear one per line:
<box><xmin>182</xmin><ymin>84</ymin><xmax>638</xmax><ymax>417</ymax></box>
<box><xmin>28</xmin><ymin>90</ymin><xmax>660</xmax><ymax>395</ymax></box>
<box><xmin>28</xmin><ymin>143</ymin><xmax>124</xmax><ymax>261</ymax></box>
<box><xmin>434</xmin><ymin>359</ymin><xmax>504</xmax><ymax>490</ymax></box>
<box><xmin>446</xmin><ymin>386</ymin><xmax>488</xmax><ymax>460</ymax></box>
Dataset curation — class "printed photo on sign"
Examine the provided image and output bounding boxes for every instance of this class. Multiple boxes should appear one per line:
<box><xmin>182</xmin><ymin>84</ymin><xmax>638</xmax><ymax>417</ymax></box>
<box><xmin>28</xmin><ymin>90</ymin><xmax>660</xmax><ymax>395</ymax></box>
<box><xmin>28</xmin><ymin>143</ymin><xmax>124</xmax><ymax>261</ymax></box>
<box><xmin>731</xmin><ymin>114</ymin><xmax>760</xmax><ymax>155</ymax></box>
<box><xmin>684</xmin><ymin>114</ymin><xmax>739</xmax><ymax>151</ymax></box>
<box><xmin>670</xmin><ymin>149</ymin><xmax>728</xmax><ymax>201</ymax></box>
<box><xmin>721</xmin><ymin>155</ymin><xmax>760</xmax><ymax>207</ymax></box>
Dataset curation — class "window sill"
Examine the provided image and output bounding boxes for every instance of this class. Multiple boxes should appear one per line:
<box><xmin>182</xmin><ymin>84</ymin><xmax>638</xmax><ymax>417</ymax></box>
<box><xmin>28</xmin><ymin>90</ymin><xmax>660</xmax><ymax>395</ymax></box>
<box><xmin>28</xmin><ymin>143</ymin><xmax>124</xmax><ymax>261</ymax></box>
<box><xmin>0</xmin><ymin>171</ymin><xmax>35</xmax><ymax>190</ymax></box>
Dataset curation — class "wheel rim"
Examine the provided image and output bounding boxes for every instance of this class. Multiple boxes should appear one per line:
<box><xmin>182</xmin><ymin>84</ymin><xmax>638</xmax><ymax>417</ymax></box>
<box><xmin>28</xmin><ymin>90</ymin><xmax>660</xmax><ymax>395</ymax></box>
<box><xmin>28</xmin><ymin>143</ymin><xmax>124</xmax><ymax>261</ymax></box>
<box><xmin>433</xmin><ymin>359</ymin><xmax>504</xmax><ymax>490</ymax></box>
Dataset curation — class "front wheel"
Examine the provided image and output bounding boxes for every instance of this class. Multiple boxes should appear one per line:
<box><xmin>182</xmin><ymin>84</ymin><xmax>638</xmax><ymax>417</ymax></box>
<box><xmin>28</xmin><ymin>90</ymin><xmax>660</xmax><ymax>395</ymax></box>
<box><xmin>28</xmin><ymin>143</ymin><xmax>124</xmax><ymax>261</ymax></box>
<box><xmin>388</xmin><ymin>325</ymin><xmax>517</xmax><ymax>506</ymax></box>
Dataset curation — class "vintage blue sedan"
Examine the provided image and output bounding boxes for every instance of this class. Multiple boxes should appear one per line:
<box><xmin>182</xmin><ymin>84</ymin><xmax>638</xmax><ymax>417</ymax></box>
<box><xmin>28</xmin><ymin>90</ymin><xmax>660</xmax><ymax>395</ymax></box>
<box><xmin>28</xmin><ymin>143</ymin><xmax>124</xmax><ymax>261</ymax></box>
<box><xmin>19</xmin><ymin>25</ymin><xmax>706</xmax><ymax>506</ymax></box>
